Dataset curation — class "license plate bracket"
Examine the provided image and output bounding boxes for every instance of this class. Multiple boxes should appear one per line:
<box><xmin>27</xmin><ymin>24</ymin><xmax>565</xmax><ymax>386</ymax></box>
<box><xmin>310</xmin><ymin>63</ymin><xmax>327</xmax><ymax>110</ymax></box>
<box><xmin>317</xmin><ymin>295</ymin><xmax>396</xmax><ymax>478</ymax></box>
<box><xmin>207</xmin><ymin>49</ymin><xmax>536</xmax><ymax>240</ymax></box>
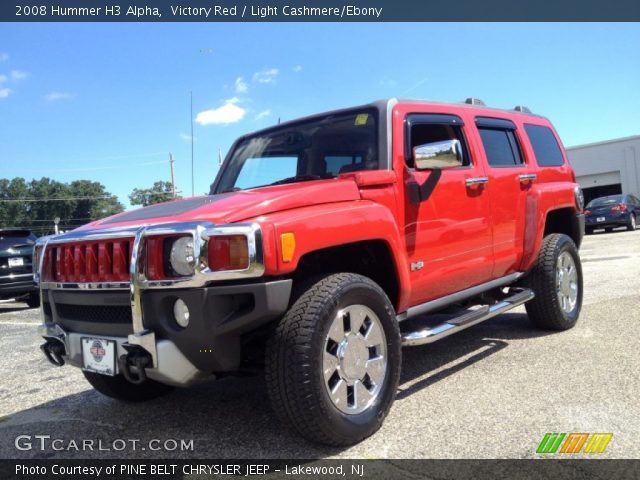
<box><xmin>81</xmin><ymin>337</ymin><xmax>117</xmax><ymax>376</ymax></box>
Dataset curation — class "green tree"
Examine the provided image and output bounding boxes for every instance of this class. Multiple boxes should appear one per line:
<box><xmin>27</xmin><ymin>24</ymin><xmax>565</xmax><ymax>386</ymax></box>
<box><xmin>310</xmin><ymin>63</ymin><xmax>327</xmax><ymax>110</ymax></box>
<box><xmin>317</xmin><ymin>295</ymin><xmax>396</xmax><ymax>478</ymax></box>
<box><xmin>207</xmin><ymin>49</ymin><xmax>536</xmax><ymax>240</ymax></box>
<box><xmin>0</xmin><ymin>177</ymin><xmax>124</xmax><ymax>235</ymax></box>
<box><xmin>128</xmin><ymin>181</ymin><xmax>176</xmax><ymax>207</ymax></box>
<box><xmin>68</xmin><ymin>180</ymin><xmax>124</xmax><ymax>229</ymax></box>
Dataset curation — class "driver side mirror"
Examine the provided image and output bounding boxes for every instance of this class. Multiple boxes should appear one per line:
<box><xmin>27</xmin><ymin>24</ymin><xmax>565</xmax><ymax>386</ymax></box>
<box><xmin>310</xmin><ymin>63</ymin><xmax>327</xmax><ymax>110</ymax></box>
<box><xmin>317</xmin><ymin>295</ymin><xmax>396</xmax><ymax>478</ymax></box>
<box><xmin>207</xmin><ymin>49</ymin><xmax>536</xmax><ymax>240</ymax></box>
<box><xmin>413</xmin><ymin>139</ymin><xmax>463</xmax><ymax>170</ymax></box>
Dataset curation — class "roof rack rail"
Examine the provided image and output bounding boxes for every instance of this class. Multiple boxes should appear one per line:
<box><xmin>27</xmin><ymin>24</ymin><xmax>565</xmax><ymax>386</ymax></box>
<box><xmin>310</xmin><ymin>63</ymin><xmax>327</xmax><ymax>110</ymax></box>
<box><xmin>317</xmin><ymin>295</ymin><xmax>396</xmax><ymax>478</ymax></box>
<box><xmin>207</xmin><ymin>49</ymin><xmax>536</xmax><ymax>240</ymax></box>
<box><xmin>513</xmin><ymin>105</ymin><xmax>532</xmax><ymax>114</ymax></box>
<box><xmin>464</xmin><ymin>98</ymin><xmax>486</xmax><ymax>106</ymax></box>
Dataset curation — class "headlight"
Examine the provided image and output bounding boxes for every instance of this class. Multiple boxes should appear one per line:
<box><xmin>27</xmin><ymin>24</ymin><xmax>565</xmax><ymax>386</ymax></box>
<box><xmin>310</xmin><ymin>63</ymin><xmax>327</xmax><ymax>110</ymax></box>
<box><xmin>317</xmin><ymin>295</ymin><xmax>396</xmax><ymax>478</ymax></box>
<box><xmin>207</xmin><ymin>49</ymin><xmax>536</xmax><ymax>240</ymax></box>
<box><xmin>169</xmin><ymin>236</ymin><xmax>196</xmax><ymax>276</ymax></box>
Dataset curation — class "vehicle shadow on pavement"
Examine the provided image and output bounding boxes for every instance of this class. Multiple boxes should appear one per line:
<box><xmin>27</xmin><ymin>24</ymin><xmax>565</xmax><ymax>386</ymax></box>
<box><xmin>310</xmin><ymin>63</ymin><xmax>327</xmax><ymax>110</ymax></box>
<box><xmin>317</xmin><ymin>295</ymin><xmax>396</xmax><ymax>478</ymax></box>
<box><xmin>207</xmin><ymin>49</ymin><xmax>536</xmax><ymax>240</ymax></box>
<box><xmin>0</xmin><ymin>373</ymin><xmax>345</xmax><ymax>459</ymax></box>
<box><xmin>0</xmin><ymin>312</ymin><xmax>559</xmax><ymax>459</ymax></box>
<box><xmin>0</xmin><ymin>304</ymin><xmax>33</xmax><ymax>315</ymax></box>
<box><xmin>397</xmin><ymin>312</ymin><xmax>555</xmax><ymax>400</ymax></box>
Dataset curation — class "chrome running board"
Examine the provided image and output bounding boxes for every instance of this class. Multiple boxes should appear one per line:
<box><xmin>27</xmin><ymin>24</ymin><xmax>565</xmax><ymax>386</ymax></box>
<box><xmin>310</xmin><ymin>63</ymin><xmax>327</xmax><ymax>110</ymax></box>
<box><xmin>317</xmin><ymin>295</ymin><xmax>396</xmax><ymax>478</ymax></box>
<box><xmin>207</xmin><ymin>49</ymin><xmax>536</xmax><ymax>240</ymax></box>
<box><xmin>396</xmin><ymin>272</ymin><xmax>524</xmax><ymax>322</ymax></box>
<box><xmin>401</xmin><ymin>288</ymin><xmax>534</xmax><ymax>347</ymax></box>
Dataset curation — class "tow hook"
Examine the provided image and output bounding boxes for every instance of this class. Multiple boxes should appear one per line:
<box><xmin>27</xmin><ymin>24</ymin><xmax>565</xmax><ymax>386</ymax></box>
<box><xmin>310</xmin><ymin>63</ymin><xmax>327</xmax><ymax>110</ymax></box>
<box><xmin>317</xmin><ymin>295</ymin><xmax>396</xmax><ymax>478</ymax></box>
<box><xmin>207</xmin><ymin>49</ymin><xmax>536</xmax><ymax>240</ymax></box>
<box><xmin>40</xmin><ymin>339</ymin><xmax>66</xmax><ymax>366</ymax></box>
<box><xmin>118</xmin><ymin>344</ymin><xmax>152</xmax><ymax>384</ymax></box>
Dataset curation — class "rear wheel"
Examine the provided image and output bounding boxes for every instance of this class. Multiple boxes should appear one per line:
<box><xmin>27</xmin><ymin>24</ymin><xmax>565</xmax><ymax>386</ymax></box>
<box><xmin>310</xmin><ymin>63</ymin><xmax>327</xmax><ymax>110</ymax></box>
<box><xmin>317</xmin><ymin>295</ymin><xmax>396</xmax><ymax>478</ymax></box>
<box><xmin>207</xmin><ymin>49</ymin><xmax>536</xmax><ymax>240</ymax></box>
<box><xmin>266</xmin><ymin>273</ymin><xmax>401</xmax><ymax>446</ymax></box>
<box><xmin>525</xmin><ymin>234</ymin><xmax>583</xmax><ymax>331</ymax></box>
<box><xmin>83</xmin><ymin>371</ymin><xmax>174</xmax><ymax>402</ymax></box>
<box><xmin>627</xmin><ymin>213</ymin><xmax>637</xmax><ymax>231</ymax></box>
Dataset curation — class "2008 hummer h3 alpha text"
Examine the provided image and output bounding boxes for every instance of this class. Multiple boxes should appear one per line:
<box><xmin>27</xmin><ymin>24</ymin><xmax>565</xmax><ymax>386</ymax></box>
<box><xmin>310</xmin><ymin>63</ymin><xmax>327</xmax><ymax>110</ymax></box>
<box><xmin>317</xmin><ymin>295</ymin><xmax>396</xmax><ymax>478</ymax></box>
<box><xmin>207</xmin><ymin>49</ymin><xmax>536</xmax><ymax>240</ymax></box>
<box><xmin>36</xmin><ymin>98</ymin><xmax>585</xmax><ymax>445</ymax></box>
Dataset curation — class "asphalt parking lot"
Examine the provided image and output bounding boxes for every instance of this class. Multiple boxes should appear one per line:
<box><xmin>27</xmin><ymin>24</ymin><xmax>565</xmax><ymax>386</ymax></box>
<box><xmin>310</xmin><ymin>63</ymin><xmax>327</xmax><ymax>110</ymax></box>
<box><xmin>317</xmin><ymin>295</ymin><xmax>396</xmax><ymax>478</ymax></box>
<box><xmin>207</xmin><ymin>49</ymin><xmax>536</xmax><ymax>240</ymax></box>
<box><xmin>0</xmin><ymin>228</ymin><xmax>638</xmax><ymax>459</ymax></box>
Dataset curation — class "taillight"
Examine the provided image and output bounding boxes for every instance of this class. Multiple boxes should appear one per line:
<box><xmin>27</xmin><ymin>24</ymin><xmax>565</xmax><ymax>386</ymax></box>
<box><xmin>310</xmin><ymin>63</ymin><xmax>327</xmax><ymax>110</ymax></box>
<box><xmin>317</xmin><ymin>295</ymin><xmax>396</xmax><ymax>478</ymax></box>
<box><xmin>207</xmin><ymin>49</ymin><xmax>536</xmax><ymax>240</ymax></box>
<box><xmin>584</xmin><ymin>210</ymin><xmax>591</xmax><ymax>216</ymax></box>
<box><xmin>209</xmin><ymin>235</ymin><xmax>249</xmax><ymax>271</ymax></box>
<box><xmin>611</xmin><ymin>204</ymin><xmax>626</xmax><ymax>212</ymax></box>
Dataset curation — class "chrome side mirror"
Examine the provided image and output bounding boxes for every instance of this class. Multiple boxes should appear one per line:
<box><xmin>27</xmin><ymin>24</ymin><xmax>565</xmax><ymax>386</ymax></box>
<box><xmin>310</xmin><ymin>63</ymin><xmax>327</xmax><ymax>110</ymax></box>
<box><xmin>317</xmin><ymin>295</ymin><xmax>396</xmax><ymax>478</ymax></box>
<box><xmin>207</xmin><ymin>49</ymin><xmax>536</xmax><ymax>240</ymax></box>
<box><xmin>413</xmin><ymin>139</ymin><xmax>463</xmax><ymax>170</ymax></box>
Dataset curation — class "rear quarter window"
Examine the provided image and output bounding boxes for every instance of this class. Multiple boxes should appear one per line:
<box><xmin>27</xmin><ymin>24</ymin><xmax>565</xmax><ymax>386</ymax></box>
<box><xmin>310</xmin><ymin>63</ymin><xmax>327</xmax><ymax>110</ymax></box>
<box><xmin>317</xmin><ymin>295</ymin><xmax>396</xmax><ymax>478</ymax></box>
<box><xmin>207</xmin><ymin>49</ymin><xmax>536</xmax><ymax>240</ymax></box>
<box><xmin>524</xmin><ymin>124</ymin><xmax>565</xmax><ymax>167</ymax></box>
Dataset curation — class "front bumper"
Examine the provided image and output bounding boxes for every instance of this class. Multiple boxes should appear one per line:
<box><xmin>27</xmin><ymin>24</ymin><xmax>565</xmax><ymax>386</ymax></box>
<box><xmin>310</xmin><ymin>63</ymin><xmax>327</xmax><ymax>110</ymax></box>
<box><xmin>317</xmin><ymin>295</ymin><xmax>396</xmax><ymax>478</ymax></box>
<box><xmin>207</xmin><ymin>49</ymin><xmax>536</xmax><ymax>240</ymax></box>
<box><xmin>35</xmin><ymin>221</ymin><xmax>290</xmax><ymax>386</ymax></box>
<box><xmin>39</xmin><ymin>279</ymin><xmax>292</xmax><ymax>385</ymax></box>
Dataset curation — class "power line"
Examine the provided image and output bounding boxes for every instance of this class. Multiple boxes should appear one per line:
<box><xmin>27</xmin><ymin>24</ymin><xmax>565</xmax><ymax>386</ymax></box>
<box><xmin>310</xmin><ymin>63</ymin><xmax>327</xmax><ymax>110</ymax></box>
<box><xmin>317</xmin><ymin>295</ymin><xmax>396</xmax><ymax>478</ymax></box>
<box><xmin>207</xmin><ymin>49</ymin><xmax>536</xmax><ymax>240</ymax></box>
<box><xmin>190</xmin><ymin>91</ymin><xmax>195</xmax><ymax>197</ymax></box>
<box><xmin>20</xmin><ymin>218</ymin><xmax>93</xmax><ymax>222</ymax></box>
<box><xmin>4</xmin><ymin>159</ymin><xmax>169</xmax><ymax>174</ymax></box>
<box><xmin>0</xmin><ymin>195</ymin><xmax>117</xmax><ymax>203</ymax></box>
<box><xmin>0</xmin><ymin>191</ymin><xmax>176</xmax><ymax>203</ymax></box>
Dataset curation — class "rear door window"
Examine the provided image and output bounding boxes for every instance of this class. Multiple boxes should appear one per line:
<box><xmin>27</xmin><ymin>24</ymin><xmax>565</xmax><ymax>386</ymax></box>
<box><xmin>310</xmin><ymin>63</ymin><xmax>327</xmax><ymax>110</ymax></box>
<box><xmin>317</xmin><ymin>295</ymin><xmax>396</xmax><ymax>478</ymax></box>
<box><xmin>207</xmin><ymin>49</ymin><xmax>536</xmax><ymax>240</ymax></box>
<box><xmin>524</xmin><ymin>124</ymin><xmax>565</xmax><ymax>167</ymax></box>
<box><xmin>477</xmin><ymin>129</ymin><xmax>523</xmax><ymax>167</ymax></box>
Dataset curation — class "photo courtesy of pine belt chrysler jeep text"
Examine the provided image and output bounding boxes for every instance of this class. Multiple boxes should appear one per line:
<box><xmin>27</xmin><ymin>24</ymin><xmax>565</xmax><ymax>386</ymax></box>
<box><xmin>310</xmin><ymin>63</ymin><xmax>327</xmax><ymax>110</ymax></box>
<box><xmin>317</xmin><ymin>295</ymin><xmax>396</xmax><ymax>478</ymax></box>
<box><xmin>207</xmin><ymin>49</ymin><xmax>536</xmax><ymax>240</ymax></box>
<box><xmin>35</xmin><ymin>98</ymin><xmax>585</xmax><ymax>446</ymax></box>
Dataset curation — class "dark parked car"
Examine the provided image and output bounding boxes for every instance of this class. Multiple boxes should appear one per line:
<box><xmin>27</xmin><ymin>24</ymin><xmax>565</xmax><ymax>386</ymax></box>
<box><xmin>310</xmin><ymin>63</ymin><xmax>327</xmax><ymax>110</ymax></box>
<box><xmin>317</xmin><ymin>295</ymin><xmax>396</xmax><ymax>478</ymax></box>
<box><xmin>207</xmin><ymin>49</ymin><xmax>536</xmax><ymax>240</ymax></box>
<box><xmin>584</xmin><ymin>194</ymin><xmax>639</xmax><ymax>234</ymax></box>
<box><xmin>0</xmin><ymin>229</ymin><xmax>39</xmax><ymax>307</ymax></box>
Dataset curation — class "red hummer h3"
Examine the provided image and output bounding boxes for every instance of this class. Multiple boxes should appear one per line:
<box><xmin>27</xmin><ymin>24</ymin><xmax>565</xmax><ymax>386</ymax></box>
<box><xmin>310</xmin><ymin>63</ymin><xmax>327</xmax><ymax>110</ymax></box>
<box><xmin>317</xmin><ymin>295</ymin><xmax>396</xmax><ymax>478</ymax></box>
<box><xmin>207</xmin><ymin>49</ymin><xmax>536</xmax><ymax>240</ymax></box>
<box><xmin>36</xmin><ymin>98</ymin><xmax>585</xmax><ymax>445</ymax></box>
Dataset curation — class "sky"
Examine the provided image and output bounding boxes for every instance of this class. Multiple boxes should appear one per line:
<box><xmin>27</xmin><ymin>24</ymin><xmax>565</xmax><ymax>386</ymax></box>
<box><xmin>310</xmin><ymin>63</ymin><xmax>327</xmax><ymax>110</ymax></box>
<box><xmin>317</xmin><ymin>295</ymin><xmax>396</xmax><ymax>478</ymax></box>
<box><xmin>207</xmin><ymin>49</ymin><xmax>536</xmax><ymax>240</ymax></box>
<box><xmin>1</xmin><ymin>23</ymin><xmax>639</xmax><ymax>210</ymax></box>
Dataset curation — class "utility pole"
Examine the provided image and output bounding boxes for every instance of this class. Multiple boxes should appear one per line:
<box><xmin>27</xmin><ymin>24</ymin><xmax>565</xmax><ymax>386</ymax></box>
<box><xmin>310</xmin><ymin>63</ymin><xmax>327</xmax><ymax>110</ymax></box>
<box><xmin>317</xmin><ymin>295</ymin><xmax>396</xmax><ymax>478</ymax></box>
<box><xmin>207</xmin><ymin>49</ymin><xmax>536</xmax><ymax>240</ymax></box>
<box><xmin>169</xmin><ymin>153</ymin><xmax>176</xmax><ymax>199</ymax></box>
<box><xmin>190</xmin><ymin>91</ymin><xmax>194</xmax><ymax>197</ymax></box>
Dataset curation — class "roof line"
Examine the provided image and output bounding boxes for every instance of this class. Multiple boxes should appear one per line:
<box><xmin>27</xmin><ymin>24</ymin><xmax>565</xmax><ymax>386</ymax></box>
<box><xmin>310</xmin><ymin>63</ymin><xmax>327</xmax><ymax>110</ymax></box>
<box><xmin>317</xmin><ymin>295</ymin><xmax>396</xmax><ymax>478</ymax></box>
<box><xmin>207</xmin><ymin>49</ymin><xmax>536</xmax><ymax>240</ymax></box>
<box><xmin>566</xmin><ymin>134</ymin><xmax>640</xmax><ymax>150</ymax></box>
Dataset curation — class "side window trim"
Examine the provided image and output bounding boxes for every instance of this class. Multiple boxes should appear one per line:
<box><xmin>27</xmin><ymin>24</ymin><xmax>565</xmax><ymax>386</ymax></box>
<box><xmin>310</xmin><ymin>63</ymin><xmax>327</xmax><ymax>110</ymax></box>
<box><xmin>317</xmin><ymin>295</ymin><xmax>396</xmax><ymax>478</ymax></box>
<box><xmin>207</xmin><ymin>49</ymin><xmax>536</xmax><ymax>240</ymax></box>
<box><xmin>506</xmin><ymin>130</ymin><xmax>524</xmax><ymax>166</ymax></box>
<box><xmin>475</xmin><ymin>116</ymin><xmax>517</xmax><ymax>130</ymax></box>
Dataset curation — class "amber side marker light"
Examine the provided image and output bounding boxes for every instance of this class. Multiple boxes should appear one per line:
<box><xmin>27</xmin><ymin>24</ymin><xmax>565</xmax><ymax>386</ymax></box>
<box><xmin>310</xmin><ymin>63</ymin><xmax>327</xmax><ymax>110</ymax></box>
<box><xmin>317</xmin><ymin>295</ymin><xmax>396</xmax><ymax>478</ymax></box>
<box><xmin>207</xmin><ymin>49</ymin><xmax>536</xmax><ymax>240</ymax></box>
<box><xmin>280</xmin><ymin>233</ymin><xmax>296</xmax><ymax>263</ymax></box>
<box><xmin>209</xmin><ymin>235</ymin><xmax>249</xmax><ymax>271</ymax></box>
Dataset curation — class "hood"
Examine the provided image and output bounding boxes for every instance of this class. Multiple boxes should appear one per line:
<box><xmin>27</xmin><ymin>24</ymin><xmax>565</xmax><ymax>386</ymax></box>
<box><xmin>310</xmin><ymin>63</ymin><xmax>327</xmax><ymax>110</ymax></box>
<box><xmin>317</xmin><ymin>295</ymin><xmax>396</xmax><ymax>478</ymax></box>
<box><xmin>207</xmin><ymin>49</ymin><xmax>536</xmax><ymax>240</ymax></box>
<box><xmin>79</xmin><ymin>179</ymin><xmax>361</xmax><ymax>231</ymax></box>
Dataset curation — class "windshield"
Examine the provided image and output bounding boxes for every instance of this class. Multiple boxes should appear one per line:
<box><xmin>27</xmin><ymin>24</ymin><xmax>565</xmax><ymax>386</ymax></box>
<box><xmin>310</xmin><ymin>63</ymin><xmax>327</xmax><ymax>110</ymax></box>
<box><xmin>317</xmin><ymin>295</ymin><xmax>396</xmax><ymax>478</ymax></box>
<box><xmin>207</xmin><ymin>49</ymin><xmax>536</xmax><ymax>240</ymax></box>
<box><xmin>215</xmin><ymin>108</ymin><xmax>379</xmax><ymax>193</ymax></box>
<box><xmin>586</xmin><ymin>195</ymin><xmax>623</xmax><ymax>208</ymax></box>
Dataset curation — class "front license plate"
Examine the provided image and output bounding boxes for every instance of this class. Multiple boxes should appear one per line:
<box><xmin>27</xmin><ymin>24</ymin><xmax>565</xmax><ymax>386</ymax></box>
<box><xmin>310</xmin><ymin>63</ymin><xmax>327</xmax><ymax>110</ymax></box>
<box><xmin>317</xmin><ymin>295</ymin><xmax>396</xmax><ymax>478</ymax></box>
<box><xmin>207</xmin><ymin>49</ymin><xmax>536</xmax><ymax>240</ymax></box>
<box><xmin>82</xmin><ymin>337</ymin><xmax>116</xmax><ymax>376</ymax></box>
<box><xmin>597</xmin><ymin>217</ymin><xmax>606</xmax><ymax>222</ymax></box>
<box><xmin>8</xmin><ymin>257</ymin><xmax>24</xmax><ymax>267</ymax></box>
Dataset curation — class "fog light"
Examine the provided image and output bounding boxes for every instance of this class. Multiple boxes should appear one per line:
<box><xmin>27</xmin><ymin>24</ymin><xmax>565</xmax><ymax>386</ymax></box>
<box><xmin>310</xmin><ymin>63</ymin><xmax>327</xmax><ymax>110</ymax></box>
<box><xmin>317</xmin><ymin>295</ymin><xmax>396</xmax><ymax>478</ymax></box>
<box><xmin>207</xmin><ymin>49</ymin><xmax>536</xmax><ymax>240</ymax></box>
<box><xmin>173</xmin><ymin>299</ymin><xmax>190</xmax><ymax>328</ymax></box>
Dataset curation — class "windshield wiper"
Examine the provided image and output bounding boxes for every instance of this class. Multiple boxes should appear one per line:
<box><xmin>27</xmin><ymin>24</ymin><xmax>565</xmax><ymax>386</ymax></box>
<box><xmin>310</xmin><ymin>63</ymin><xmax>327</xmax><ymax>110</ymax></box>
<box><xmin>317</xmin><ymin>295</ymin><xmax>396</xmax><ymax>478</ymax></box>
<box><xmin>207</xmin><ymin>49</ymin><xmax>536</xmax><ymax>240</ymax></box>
<box><xmin>268</xmin><ymin>174</ymin><xmax>329</xmax><ymax>186</ymax></box>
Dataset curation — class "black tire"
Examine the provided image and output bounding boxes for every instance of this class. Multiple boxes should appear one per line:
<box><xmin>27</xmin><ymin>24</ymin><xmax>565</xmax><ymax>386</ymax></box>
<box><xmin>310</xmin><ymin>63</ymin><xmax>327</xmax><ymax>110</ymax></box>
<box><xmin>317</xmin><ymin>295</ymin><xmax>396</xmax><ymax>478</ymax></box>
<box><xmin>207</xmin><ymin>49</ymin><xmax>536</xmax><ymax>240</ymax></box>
<box><xmin>266</xmin><ymin>273</ymin><xmax>401</xmax><ymax>446</ymax></box>
<box><xmin>25</xmin><ymin>292</ymin><xmax>40</xmax><ymax>308</ymax></box>
<box><xmin>83</xmin><ymin>371</ymin><xmax>174</xmax><ymax>402</ymax></box>
<box><xmin>525</xmin><ymin>234</ymin><xmax>583</xmax><ymax>331</ymax></box>
<box><xmin>627</xmin><ymin>213</ymin><xmax>637</xmax><ymax>231</ymax></box>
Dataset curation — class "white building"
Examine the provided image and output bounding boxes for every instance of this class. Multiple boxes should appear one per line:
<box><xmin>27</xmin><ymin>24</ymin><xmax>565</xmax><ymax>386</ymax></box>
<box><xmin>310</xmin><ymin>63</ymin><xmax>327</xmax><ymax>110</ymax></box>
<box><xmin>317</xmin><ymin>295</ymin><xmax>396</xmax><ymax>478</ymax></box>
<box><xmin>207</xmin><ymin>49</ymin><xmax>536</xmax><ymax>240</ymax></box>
<box><xmin>566</xmin><ymin>135</ymin><xmax>640</xmax><ymax>204</ymax></box>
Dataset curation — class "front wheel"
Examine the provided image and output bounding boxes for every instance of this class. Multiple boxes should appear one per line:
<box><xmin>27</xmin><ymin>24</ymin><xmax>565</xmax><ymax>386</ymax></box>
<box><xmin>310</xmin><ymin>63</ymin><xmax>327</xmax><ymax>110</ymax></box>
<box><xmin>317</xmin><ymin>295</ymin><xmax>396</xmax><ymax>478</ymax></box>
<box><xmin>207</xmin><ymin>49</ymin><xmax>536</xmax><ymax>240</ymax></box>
<box><xmin>627</xmin><ymin>213</ymin><xmax>637</xmax><ymax>231</ymax></box>
<box><xmin>266</xmin><ymin>273</ymin><xmax>401</xmax><ymax>446</ymax></box>
<box><xmin>525</xmin><ymin>234</ymin><xmax>583</xmax><ymax>330</ymax></box>
<box><xmin>83</xmin><ymin>371</ymin><xmax>174</xmax><ymax>402</ymax></box>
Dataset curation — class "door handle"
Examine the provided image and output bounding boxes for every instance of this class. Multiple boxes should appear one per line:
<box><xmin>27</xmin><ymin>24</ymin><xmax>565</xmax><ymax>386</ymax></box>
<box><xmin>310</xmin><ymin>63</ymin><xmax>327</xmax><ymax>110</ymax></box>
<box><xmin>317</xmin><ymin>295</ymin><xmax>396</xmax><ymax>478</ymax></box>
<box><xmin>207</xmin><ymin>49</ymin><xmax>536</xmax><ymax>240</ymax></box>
<box><xmin>465</xmin><ymin>177</ymin><xmax>489</xmax><ymax>187</ymax></box>
<box><xmin>518</xmin><ymin>174</ymin><xmax>537</xmax><ymax>183</ymax></box>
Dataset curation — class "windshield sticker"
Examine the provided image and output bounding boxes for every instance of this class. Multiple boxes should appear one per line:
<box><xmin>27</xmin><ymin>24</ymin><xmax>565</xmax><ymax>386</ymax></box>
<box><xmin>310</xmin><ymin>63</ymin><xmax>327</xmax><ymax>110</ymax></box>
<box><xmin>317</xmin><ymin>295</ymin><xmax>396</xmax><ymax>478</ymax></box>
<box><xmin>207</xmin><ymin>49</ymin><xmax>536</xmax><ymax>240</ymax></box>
<box><xmin>354</xmin><ymin>114</ymin><xmax>369</xmax><ymax>126</ymax></box>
